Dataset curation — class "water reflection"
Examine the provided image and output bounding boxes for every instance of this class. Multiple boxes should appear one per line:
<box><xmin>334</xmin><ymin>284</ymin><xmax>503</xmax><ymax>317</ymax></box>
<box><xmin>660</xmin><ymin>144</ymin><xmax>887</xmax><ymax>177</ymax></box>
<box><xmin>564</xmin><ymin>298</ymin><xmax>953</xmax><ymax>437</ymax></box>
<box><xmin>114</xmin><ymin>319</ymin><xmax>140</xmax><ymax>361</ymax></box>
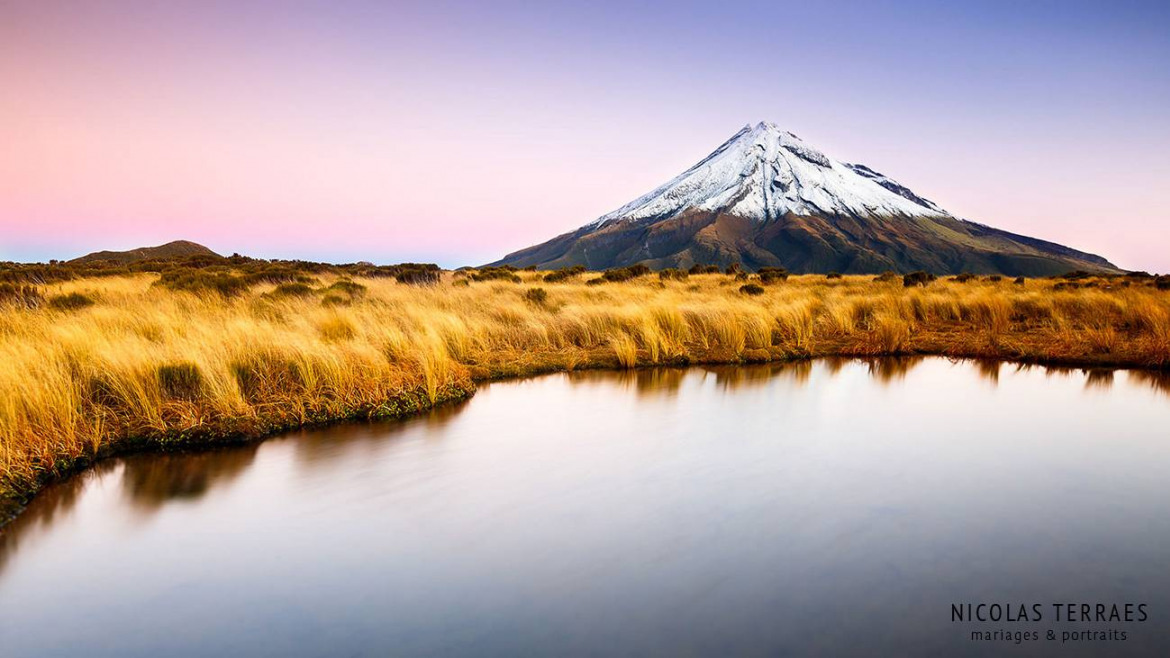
<box><xmin>862</xmin><ymin>356</ymin><xmax>925</xmax><ymax>383</ymax></box>
<box><xmin>1084</xmin><ymin>368</ymin><xmax>1115</xmax><ymax>390</ymax></box>
<box><xmin>3</xmin><ymin>357</ymin><xmax>1170</xmax><ymax>657</ymax></box>
<box><xmin>567</xmin><ymin>366</ymin><xmax>688</xmax><ymax>398</ymax></box>
<box><xmin>5</xmin><ymin>358</ymin><xmax>1167</xmax><ymax>529</ymax></box>
<box><xmin>120</xmin><ymin>446</ymin><xmax>259</xmax><ymax>512</ymax></box>
<box><xmin>289</xmin><ymin>398</ymin><xmax>472</xmax><ymax>468</ymax></box>
<box><xmin>1130</xmin><ymin>369</ymin><xmax>1170</xmax><ymax>396</ymax></box>
<box><xmin>0</xmin><ymin>462</ymin><xmax>115</xmax><ymax>576</ymax></box>
<box><xmin>974</xmin><ymin>359</ymin><xmax>1001</xmax><ymax>384</ymax></box>
<box><xmin>4</xmin><ymin>357</ymin><xmax>1167</xmax><ymax>546</ymax></box>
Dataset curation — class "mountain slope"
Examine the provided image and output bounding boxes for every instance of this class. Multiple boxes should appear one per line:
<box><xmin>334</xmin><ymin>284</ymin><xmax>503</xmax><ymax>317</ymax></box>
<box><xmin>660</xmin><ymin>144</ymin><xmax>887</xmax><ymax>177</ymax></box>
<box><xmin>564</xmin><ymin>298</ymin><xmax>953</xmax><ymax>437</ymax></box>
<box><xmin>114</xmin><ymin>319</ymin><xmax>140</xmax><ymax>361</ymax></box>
<box><xmin>70</xmin><ymin>240</ymin><xmax>221</xmax><ymax>265</ymax></box>
<box><xmin>492</xmin><ymin>122</ymin><xmax>1118</xmax><ymax>275</ymax></box>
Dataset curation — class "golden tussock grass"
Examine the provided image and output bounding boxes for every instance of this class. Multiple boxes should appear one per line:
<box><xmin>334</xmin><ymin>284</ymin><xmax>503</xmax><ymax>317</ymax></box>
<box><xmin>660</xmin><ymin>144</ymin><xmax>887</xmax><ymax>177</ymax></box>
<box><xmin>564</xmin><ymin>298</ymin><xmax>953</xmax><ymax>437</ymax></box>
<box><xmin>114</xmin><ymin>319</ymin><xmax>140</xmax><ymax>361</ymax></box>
<box><xmin>2</xmin><ymin>271</ymin><xmax>1169</xmax><ymax>521</ymax></box>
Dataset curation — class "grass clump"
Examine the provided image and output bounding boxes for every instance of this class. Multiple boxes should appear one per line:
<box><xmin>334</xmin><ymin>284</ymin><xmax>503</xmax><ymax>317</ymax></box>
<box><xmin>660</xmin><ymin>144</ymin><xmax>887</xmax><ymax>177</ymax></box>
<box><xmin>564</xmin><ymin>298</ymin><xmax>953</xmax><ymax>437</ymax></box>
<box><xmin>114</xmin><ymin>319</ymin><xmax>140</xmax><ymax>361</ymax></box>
<box><xmin>327</xmin><ymin>279</ymin><xmax>367</xmax><ymax>298</ymax></box>
<box><xmin>319</xmin><ymin>279</ymin><xmax>368</xmax><ymax>306</ymax></box>
<box><xmin>317</xmin><ymin>315</ymin><xmax>357</xmax><ymax>342</ymax></box>
<box><xmin>0</xmin><ymin>283</ymin><xmax>44</xmax><ymax>309</ymax></box>
<box><xmin>269</xmin><ymin>282</ymin><xmax>316</xmax><ymax>298</ymax></box>
<box><xmin>156</xmin><ymin>268</ymin><xmax>250</xmax><ymax>297</ymax></box>
<box><xmin>47</xmin><ymin>292</ymin><xmax>96</xmax><ymax>311</ymax></box>
<box><xmin>157</xmin><ymin>362</ymin><xmax>204</xmax><ymax>400</ymax></box>
<box><xmin>739</xmin><ymin>283</ymin><xmax>766</xmax><ymax>296</ymax></box>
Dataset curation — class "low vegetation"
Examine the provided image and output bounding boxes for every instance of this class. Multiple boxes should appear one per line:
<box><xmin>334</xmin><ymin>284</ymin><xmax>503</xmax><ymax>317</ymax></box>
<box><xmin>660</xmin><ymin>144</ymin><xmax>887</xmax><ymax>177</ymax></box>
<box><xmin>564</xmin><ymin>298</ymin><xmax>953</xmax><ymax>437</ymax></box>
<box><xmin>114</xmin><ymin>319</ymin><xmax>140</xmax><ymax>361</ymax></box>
<box><xmin>2</xmin><ymin>262</ymin><xmax>1170</xmax><ymax>523</ymax></box>
<box><xmin>46</xmin><ymin>292</ymin><xmax>97</xmax><ymax>311</ymax></box>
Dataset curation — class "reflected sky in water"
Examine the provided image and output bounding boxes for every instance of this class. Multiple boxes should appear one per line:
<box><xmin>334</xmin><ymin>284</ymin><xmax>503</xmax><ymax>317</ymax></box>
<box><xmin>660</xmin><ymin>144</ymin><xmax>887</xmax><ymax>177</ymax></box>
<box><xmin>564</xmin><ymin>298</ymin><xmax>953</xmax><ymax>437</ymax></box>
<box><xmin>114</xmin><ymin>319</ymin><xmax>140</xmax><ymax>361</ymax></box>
<box><xmin>2</xmin><ymin>358</ymin><xmax>1169</xmax><ymax>657</ymax></box>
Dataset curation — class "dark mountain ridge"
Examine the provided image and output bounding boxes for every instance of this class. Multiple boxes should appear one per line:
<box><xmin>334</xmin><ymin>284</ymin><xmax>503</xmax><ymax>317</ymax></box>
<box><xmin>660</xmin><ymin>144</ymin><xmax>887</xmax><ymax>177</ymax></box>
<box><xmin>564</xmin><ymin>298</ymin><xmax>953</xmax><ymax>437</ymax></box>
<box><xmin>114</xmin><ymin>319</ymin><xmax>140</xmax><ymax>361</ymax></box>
<box><xmin>70</xmin><ymin>240</ymin><xmax>221</xmax><ymax>265</ymax></box>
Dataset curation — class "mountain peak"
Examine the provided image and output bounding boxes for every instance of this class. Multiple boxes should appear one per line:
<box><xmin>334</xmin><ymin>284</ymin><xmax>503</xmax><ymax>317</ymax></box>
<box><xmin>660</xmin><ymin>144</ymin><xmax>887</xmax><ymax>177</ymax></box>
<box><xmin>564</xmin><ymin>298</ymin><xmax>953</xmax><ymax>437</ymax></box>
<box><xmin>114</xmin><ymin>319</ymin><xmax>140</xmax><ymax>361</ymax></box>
<box><xmin>589</xmin><ymin>122</ymin><xmax>939</xmax><ymax>228</ymax></box>
<box><xmin>492</xmin><ymin>123</ymin><xmax>1118</xmax><ymax>276</ymax></box>
<box><xmin>69</xmin><ymin>240</ymin><xmax>221</xmax><ymax>265</ymax></box>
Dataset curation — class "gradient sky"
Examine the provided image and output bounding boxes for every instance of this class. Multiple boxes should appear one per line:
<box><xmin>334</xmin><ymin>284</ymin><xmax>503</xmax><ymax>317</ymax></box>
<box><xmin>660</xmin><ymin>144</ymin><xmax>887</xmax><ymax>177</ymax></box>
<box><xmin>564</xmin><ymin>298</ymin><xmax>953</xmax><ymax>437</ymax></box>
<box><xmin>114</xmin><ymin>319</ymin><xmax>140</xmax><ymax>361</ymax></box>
<box><xmin>2</xmin><ymin>1</ymin><xmax>1168</xmax><ymax>270</ymax></box>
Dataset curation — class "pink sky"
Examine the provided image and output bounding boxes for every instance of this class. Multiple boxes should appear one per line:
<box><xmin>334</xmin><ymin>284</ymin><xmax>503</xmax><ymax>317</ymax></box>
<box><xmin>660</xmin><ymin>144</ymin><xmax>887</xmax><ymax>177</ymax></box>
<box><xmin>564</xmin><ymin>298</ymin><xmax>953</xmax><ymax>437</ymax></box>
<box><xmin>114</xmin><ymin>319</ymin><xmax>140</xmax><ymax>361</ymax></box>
<box><xmin>2</xmin><ymin>1</ymin><xmax>1168</xmax><ymax>270</ymax></box>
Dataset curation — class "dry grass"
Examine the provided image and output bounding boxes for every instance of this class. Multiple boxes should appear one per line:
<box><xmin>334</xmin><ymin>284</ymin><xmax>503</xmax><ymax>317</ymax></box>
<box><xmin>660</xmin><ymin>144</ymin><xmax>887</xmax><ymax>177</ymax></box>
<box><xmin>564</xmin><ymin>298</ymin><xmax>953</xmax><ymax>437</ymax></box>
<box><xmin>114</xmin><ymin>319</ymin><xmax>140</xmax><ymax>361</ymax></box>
<box><xmin>2</xmin><ymin>271</ymin><xmax>1169</xmax><ymax>521</ymax></box>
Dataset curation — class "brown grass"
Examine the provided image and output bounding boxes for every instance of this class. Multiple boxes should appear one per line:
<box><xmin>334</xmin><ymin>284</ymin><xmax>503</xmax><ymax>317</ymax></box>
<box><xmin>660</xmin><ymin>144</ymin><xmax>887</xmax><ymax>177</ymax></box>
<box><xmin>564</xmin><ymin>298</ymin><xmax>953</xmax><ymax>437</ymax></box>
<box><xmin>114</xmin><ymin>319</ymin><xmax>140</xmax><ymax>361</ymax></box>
<box><xmin>2</xmin><ymin>271</ymin><xmax>1169</xmax><ymax>523</ymax></box>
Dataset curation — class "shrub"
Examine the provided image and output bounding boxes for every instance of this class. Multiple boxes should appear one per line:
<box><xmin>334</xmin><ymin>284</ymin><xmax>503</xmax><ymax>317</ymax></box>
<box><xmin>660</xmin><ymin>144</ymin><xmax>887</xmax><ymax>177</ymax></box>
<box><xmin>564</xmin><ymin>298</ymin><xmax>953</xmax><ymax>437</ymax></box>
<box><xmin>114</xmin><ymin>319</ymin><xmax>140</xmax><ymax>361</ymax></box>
<box><xmin>758</xmin><ymin>267</ymin><xmax>789</xmax><ymax>284</ymax></box>
<box><xmin>157</xmin><ymin>362</ymin><xmax>203</xmax><ymax>400</ymax></box>
<box><xmin>585</xmin><ymin>277</ymin><xmax>604</xmax><ymax>286</ymax></box>
<box><xmin>523</xmin><ymin>287</ymin><xmax>549</xmax><ymax>305</ymax></box>
<box><xmin>326</xmin><ymin>279</ymin><xmax>367</xmax><ymax>298</ymax></box>
<box><xmin>47</xmin><ymin>292</ymin><xmax>96</xmax><ymax>311</ymax></box>
<box><xmin>470</xmin><ymin>267</ymin><xmax>520</xmax><ymax>283</ymax></box>
<box><xmin>658</xmin><ymin>268</ymin><xmax>688</xmax><ymax>281</ymax></box>
<box><xmin>739</xmin><ymin>283</ymin><xmax>765</xmax><ymax>296</ymax></box>
<box><xmin>351</xmin><ymin>262</ymin><xmax>439</xmax><ymax>280</ymax></box>
<box><xmin>986</xmin><ymin>275</ymin><xmax>1003</xmax><ymax>283</ymax></box>
<box><xmin>1014</xmin><ymin>276</ymin><xmax>1026</xmax><ymax>285</ymax></box>
<box><xmin>241</xmin><ymin>265</ymin><xmax>317</xmax><ymax>286</ymax></box>
<box><xmin>725</xmin><ymin>262</ymin><xmax>742</xmax><ymax>275</ymax></box>
<box><xmin>1156</xmin><ymin>276</ymin><xmax>1170</xmax><ymax>291</ymax></box>
<box><xmin>396</xmin><ymin>266</ymin><xmax>441</xmax><ymax>285</ymax></box>
<box><xmin>544</xmin><ymin>265</ymin><xmax>586</xmax><ymax>283</ymax></box>
<box><xmin>688</xmin><ymin>264</ymin><xmax>721</xmax><ymax>274</ymax></box>
<box><xmin>826</xmin><ymin>272</ymin><xmax>842</xmax><ymax>279</ymax></box>
<box><xmin>156</xmin><ymin>269</ymin><xmax>250</xmax><ymax>297</ymax></box>
<box><xmin>873</xmin><ymin>271</ymin><xmax>898</xmax><ymax>283</ymax></box>
<box><xmin>0</xmin><ymin>283</ymin><xmax>44</xmax><ymax>308</ymax></box>
<box><xmin>903</xmin><ymin>271</ymin><xmax>936</xmax><ymax>287</ymax></box>
<box><xmin>270</xmin><ymin>282</ymin><xmax>315</xmax><ymax>298</ymax></box>
<box><xmin>950</xmin><ymin>273</ymin><xmax>975</xmax><ymax>283</ymax></box>
<box><xmin>451</xmin><ymin>278</ymin><xmax>471</xmax><ymax>287</ymax></box>
<box><xmin>601</xmin><ymin>264</ymin><xmax>650</xmax><ymax>282</ymax></box>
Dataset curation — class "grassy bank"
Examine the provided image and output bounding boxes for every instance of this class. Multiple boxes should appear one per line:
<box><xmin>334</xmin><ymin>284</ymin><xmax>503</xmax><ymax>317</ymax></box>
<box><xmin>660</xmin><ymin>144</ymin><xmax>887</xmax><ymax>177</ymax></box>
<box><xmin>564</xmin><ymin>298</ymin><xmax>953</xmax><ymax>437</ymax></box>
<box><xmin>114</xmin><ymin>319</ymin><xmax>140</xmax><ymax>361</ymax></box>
<box><xmin>3</xmin><ymin>268</ymin><xmax>1170</xmax><ymax>524</ymax></box>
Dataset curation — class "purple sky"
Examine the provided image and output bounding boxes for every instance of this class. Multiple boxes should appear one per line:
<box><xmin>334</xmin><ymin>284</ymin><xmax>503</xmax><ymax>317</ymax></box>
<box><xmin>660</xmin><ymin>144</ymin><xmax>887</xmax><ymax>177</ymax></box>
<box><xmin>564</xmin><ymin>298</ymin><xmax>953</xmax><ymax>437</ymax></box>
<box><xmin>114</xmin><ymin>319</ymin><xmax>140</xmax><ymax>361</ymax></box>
<box><xmin>2</xmin><ymin>1</ymin><xmax>1168</xmax><ymax>270</ymax></box>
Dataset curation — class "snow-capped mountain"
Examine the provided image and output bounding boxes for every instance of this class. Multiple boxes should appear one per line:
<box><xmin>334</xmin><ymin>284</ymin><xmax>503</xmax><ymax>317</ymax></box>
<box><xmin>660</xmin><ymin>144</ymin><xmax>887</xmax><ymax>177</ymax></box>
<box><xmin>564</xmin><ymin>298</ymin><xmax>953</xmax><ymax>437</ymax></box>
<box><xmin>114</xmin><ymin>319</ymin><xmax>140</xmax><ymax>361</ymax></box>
<box><xmin>590</xmin><ymin>122</ymin><xmax>945</xmax><ymax>227</ymax></box>
<box><xmin>493</xmin><ymin>122</ymin><xmax>1117</xmax><ymax>275</ymax></box>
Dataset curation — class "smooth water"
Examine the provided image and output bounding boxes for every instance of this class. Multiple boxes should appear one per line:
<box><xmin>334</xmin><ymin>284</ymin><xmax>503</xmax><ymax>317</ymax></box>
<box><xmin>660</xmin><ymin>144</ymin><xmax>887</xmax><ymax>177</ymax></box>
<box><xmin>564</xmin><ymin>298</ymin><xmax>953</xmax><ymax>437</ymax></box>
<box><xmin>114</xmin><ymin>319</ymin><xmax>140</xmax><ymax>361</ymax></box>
<box><xmin>2</xmin><ymin>358</ymin><xmax>1169</xmax><ymax>657</ymax></box>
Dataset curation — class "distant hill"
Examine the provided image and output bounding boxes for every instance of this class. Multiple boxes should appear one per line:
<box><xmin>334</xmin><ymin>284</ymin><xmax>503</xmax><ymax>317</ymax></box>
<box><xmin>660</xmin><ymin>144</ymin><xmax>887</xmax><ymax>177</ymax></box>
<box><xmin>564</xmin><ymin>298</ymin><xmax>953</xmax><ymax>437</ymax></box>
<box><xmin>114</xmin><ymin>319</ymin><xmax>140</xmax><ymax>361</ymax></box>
<box><xmin>69</xmin><ymin>240</ymin><xmax>221</xmax><ymax>265</ymax></box>
<box><xmin>492</xmin><ymin>122</ymin><xmax>1119</xmax><ymax>276</ymax></box>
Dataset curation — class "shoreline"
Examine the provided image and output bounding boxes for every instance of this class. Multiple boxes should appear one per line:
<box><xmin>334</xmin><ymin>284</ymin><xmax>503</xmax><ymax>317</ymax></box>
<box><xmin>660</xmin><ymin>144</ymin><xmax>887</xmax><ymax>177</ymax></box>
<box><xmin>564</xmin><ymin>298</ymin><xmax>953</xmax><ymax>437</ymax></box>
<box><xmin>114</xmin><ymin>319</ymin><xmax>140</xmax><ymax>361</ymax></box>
<box><xmin>3</xmin><ymin>346</ymin><xmax>1166</xmax><ymax>531</ymax></box>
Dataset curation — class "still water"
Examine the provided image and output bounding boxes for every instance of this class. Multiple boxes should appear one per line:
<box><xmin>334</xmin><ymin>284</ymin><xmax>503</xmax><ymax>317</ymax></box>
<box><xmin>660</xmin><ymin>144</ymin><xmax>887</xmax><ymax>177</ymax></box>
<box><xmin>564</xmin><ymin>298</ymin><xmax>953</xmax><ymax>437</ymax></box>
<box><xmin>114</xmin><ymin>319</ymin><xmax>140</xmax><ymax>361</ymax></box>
<box><xmin>2</xmin><ymin>358</ymin><xmax>1169</xmax><ymax>657</ymax></box>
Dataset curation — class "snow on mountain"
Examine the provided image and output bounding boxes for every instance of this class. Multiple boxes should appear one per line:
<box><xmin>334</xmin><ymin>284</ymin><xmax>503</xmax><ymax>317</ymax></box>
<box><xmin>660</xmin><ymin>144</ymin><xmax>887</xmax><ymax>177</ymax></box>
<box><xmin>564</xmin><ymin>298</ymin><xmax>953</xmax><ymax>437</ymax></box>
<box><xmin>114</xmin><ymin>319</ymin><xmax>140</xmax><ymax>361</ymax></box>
<box><xmin>590</xmin><ymin>121</ymin><xmax>947</xmax><ymax>228</ymax></box>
